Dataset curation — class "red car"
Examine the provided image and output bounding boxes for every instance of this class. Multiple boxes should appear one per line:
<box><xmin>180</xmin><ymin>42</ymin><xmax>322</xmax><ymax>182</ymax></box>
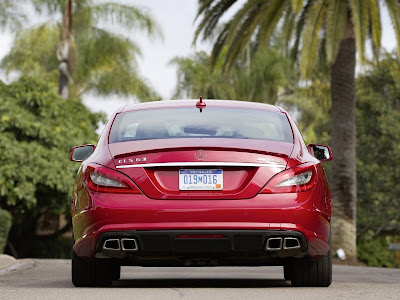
<box><xmin>70</xmin><ymin>99</ymin><xmax>332</xmax><ymax>287</ymax></box>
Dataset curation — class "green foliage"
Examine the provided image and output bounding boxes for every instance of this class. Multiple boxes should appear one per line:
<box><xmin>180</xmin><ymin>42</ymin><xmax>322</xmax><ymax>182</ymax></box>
<box><xmin>356</xmin><ymin>53</ymin><xmax>400</xmax><ymax>248</ymax></box>
<box><xmin>1</xmin><ymin>24</ymin><xmax>60</xmax><ymax>83</ymax></box>
<box><xmin>0</xmin><ymin>209</ymin><xmax>12</xmax><ymax>253</ymax></box>
<box><xmin>286</xmin><ymin>53</ymin><xmax>400</xmax><ymax>267</ymax></box>
<box><xmin>280</xmin><ymin>75</ymin><xmax>331</xmax><ymax>145</ymax></box>
<box><xmin>357</xmin><ymin>231</ymin><xmax>400</xmax><ymax>268</ymax></box>
<box><xmin>1</xmin><ymin>0</ymin><xmax>162</xmax><ymax>101</ymax></box>
<box><xmin>0</xmin><ymin>76</ymin><xmax>104</xmax><ymax>257</ymax></box>
<box><xmin>171</xmin><ymin>48</ymin><xmax>291</xmax><ymax>103</ymax></box>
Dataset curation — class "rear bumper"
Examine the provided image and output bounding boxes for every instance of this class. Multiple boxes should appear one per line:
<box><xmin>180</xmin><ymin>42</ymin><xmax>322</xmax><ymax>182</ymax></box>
<box><xmin>93</xmin><ymin>230</ymin><xmax>308</xmax><ymax>266</ymax></box>
<box><xmin>72</xmin><ymin>190</ymin><xmax>330</xmax><ymax>261</ymax></box>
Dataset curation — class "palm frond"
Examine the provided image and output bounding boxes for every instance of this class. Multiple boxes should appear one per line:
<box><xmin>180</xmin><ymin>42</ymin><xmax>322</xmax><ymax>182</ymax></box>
<box><xmin>208</xmin><ymin>0</ymin><xmax>265</xmax><ymax>71</ymax></box>
<box><xmin>193</xmin><ymin>0</ymin><xmax>237</xmax><ymax>43</ymax></box>
<box><xmin>291</xmin><ymin>3</ymin><xmax>308</xmax><ymax>64</ymax></box>
<box><xmin>87</xmin><ymin>62</ymin><xmax>158</xmax><ymax>101</ymax></box>
<box><xmin>384</xmin><ymin>0</ymin><xmax>400</xmax><ymax>58</ymax></box>
<box><xmin>300</xmin><ymin>0</ymin><xmax>327</xmax><ymax>77</ymax></box>
<box><xmin>349</xmin><ymin>0</ymin><xmax>369</xmax><ymax>64</ymax></box>
<box><xmin>210</xmin><ymin>25</ymin><xmax>230</xmax><ymax>70</ymax></box>
<box><xmin>258</xmin><ymin>0</ymin><xmax>289</xmax><ymax>50</ymax></box>
<box><xmin>195</xmin><ymin>0</ymin><xmax>222</xmax><ymax>21</ymax></box>
<box><xmin>31</xmin><ymin>0</ymin><xmax>65</xmax><ymax>15</ymax></box>
<box><xmin>0</xmin><ymin>24</ymin><xmax>59</xmax><ymax>75</ymax></box>
<box><xmin>76</xmin><ymin>26</ymin><xmax>141</xmax><ymax>84</ymax></box>
<box><xmin>222</xmin><ymin>1</ymin><xmax>270</xmax><ymax>73</ymax></box>
<box><xmin>0</xmin><ymin>0</ymin><xmax>26</xmax><ymax>29</ymax></box>
<box><xmin>280</xmin><ymin>6</ymin><xmax>296</xmax><ymax>55</ymax></box>
<box><xmin>222</xmin><ymin>0</ymin><xmax>264</xmax><ymax>47</ymax></box>
<box><xmin>291</xmin><ymin>0</ymin><xmax>304</xmax><ymax>14</ymax></box>
<box><xmin>368</xmin><ymin>0</ymin><xmax>381</xmax><ymax>52</ymax></box>
<box><xmin>91</xmin><ymin>3</ymin><xmax>162</xmax><ymax>39</ymax></box>
<box><xmin>325</xmin><ymin>0</ymin><xmax>348</xmax><ymax>63</ymax></box>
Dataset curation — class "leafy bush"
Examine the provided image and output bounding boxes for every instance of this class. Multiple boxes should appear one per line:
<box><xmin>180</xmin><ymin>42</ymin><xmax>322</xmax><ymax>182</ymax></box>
<box><xmin>0</xmin><ymin>76</ymin><xmax>105</xmax><ymax>257</ymax></box>
<box><xmin>0</xmin><ymin>209</ymin><xmax>12</xmax><ymax>253</ymax></box>
<box><xmin>355</xmin><ymin>54</ymin><xmax>400</xmax><ymax>267</ymax></box>
<box><xmin>357</xmin><ymin>231</ymin><xmax>400</xmax><ymax>268</ymax></box>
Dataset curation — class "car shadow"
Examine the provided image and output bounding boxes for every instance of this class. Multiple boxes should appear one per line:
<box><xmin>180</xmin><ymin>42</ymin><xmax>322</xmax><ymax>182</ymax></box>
<box><xmin>113</xmin><ymin>278</ymin><xmax>291</xmax><ymax>288</ymax></box>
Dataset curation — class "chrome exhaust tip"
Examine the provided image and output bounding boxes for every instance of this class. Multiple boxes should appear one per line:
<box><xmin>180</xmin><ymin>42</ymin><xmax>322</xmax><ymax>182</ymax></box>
<box><xmin>283</xmin><ymin>237</ymin><xmax>301</xmax><ymax>250</ymax></box>
<box><xmin>266</xmin><ymin>237</ymin><xmax>283</xmax><ymax>251</ymax></box>
<box><xmin>103</xmin><ymin>239</ymin><xmax>121</xmax><ymax>251</ymax></box>
<box><xmin>121</xmin><ymin>238</ymin><xmax>138</xmax><ymax>251</ymax></box>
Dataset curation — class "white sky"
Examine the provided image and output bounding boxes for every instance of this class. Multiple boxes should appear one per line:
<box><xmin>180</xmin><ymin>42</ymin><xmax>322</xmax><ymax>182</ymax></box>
<box><xmin>0</xmin><ymin>0</ymin><xmax>397</xmax><ymax>121</ymax></box>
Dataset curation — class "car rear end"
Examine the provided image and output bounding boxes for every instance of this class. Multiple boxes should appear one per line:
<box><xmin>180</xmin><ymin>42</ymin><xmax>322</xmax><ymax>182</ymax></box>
<box><xmin>71</xmin><ymin>100</ymin><xmax>332</xmax><ymax>287</ymax></box>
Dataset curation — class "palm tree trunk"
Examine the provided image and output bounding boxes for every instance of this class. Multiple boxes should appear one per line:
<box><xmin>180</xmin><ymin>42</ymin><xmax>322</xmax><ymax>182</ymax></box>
<box><xmin>330</xmin><ymin>21</ymin><xmax>357</xmax><ymax>260</ymax></box>
<box><xmin>57</xmin><ymin>0</ymin><xmax>72</xmax><ymax>99</ymax></box>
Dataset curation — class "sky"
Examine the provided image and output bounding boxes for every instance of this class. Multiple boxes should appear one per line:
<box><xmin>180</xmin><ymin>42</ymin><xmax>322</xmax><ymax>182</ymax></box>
<box><xmin>0</xmin><ymin>0</ymin><xmax>397</xmax><ymax>121</ymax></box>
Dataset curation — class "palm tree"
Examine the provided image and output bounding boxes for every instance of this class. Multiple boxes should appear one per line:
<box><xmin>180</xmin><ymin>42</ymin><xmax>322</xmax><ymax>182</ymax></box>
<box><xmin>194</xmin><ymin>0</ymin><xmax>400</xmax><ymax>260</ymax></box>
<box><xmin>1</xmin><ymin>0</ymin><xmax>162</xmax><ymax>101</ymax></box>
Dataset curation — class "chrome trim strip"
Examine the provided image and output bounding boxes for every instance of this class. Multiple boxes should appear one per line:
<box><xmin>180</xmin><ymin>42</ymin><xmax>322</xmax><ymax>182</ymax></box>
<box><xmin>116</xmin><ymin>162</ymin><xmax>286</xmax><ymax>169</ymax></box>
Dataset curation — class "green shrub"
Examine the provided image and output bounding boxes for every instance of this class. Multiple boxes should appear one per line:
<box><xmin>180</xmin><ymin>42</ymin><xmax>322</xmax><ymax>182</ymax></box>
<box><xmin>0</xmin><ymin>209</ymin><xmax>12</xmax><ymax>253</ymax></box>
<box><xmin>357</xmin><ymin>231</ymin><xmax>400</xmax><ymax>268</ymax></box>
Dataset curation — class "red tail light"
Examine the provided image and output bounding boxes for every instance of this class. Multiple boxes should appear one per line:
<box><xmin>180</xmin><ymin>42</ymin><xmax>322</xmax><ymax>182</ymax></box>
<box><xmin>261</xmin><ymin>163</ymin><xmax>317</xmax><ymax>193</ymax></box>
<box><xmin>85</xmin><ymin>164</ymin><xmax>142</xmax><ymax>194</ymax></box>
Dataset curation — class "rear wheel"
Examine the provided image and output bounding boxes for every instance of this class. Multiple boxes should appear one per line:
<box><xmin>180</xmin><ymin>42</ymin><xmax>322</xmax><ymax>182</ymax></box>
<box><xmin>290</xmin><ymin>245</ymin><xmax>332</xmax><ymax>287</ymax></box>
<box><xmin>72</xmin><ymin>250</ymin><xmax>113</xmax><ymax>287</ymax></box>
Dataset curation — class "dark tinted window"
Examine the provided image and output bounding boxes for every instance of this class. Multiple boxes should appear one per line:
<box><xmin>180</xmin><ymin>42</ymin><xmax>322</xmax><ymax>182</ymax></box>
<box><xmin>109</xmin><ymin>107</ymin><xmax>293</xmax><ymax>143</ymax></box>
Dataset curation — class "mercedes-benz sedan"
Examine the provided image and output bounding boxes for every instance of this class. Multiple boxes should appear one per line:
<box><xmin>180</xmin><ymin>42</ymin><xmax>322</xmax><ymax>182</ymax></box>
<box><xmin>70</xmin><ymin>99</ymin><xmax>332</xmax><ymax>287</ymax></box>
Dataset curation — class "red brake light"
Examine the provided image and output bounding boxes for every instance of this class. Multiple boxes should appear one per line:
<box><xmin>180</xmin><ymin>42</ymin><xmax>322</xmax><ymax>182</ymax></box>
<box><xmin>85</xmin><ymin>164</ymin><xmax>142</xmax><ymax>194</ymax></box>
<box><xmin>261</xmin><ymin>163</ymin><xmax>317</xmax><ymax>193</ymax></box>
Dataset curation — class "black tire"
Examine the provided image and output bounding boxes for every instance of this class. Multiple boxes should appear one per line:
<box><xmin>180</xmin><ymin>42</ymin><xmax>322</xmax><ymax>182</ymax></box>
<box><xmin>110</xmin><ymin>264</ymin><xmax>121</xmax><ymax>281</ymax></box>
<box><xmin>72</xmin><ymin>250</ymin><xmax>113</xmax><ymax>287</ymax></box>
<box><xmin>290</xmin><ymin>246</ymin><xmax>332</xmax><ymax>287</ymax></box>
<box><xmin>283</xmin><ymin>265</ymin><xmax>293</xmax><ymax>281</ymax></box>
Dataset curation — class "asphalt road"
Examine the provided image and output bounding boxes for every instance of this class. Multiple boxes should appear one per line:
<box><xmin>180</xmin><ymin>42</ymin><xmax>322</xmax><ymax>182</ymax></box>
<box><xmin>0</xmin><ymin>259</ymin><xmax>399</xmax><ymax>300</ymax></box>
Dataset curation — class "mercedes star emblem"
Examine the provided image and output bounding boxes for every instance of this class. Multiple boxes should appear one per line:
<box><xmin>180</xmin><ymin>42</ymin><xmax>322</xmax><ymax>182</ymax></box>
<box><xmin>195</xmin><ymin>149</ymin><xmax>207</xmax><ymax>160</ymax></box>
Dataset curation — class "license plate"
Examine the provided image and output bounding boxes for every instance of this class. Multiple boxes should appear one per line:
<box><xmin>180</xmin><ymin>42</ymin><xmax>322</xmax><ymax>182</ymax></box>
<box><xmin>179</xmin><ymin>169</ymin><xmax>223</xmax><ymax>190</ymax></box>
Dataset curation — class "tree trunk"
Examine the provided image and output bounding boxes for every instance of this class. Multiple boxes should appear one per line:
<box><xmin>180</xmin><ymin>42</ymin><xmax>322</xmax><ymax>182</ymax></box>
<box><xmin>57</xmin><ymin>0</ymin><xmax>72</xmax><ymax>99</ymax></box>
<box><xmin>330</xmin><ymin>21</ymin><xmax>357</xmax><ymax>260</ymax></box>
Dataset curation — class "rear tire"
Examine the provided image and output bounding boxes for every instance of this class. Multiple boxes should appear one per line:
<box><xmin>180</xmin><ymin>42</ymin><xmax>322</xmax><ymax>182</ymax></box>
<box><xmin>290</xmin><ymin>245</ymin><xmax>332</xmax><ymax>287</ymax></box>
<box><xmin>72</xmin><ymin>250</ymin><xmax>113</xmax><ymax>287</ymax></box>
<box><xmin>111</xmin><ymin>264</ymin><xmax>121</xmax><ymax>281</ymax></box>
<box><xmin>283</xmin><ymin>265</ymin><xmax>293</xmax><ymax>281</ymax></box>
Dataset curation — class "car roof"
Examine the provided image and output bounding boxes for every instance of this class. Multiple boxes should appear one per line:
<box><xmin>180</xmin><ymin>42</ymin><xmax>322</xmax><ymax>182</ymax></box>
<box><xmin>120</xmin><ymin>99</ymin><xmax>282</xmax><ymax>113</ymax></box>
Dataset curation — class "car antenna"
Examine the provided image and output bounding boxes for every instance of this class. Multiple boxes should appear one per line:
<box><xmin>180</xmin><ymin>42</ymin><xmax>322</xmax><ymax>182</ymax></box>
<box><xmin>196</xmin><ymin>96</ymin><xmax>206</xmax><ymax>113</ymax></box>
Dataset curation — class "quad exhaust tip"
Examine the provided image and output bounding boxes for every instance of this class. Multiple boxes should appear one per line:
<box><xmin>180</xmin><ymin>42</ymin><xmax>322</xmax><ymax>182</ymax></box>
<box><xmin>283</xmin><ymin>237</ymin><xmax>301</xmax><ymax>250</ymax></box>
<box><xmin>103</xmin><ymin>239</ymin><xmax>121</xmax><ymax>251</ymax></box>
<box><xmin>102</xmin><ymin>238</ymin><xmax>138</xmax><ymax>251</ymax></box>
<box><xmin>266</xmin><ymin>237</ymin><xmax>301</xmax><ymax>251</ymax></box>
<box><xmin>121</xmin><ymin>238</ymin><xmax>138</xmax><ymax>251</ymax></box>
<box><xmin>266</xmin><ymin>237</ymin><xmax>283</xmax><ymax>251</ymax></box>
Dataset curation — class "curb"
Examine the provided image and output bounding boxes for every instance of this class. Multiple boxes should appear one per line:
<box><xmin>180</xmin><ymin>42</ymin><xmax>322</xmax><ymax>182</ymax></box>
<box><xmin>0</xmin><ymin>255</ymin><xmax>34</xmax><ymax>276</ymax></box>
<box><xmin>0</xmin><ymin>254</ymin><xmax>16</xmax><ymax>270</ymax></box>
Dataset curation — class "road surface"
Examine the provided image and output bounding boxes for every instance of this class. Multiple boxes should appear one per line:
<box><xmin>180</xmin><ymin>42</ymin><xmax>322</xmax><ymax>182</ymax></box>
<box><xmin>0</xmin><ymin>259</ymin><xmax>399</xmax><ymax>299</ymax></box>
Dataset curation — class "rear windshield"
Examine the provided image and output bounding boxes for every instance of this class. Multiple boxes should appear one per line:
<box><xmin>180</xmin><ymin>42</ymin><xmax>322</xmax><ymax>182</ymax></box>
<box><xmin>109</xmin><ymin>107</ymin><xmax>293</xmax><ymax>144</ymax></box>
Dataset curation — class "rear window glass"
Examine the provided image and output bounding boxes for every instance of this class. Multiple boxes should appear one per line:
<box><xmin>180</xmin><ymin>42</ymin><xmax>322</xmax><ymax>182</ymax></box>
<box><xmin>109</xmin><ymin>107</ymin><xmax>293</xmax><ymax>144</ymax></box>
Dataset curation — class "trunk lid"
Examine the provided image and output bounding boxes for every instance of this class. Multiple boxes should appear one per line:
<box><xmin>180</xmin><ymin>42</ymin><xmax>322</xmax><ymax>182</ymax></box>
<box><xmin>109</xmin><ymin>139</ymin><xmax>293</xmax><ymax>200</ymax></box>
